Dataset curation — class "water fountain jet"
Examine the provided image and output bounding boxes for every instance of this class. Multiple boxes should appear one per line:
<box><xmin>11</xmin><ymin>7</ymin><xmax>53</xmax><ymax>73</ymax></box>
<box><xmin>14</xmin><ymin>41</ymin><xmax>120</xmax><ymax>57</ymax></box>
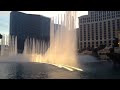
<box><xmin>0</xmin><ymin>11</ymin><xmax>83</xmax><ymax>72</ymax></box>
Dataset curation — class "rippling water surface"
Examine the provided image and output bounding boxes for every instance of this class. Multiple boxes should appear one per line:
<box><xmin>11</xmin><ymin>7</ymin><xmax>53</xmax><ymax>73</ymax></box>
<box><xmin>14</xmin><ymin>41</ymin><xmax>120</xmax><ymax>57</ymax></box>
<box><xmin>0</xmin><ymin>62</ymin><xmax>82</xmax><ymax>79</ymax></box>
<box><xmin>0</xmin><ymin>55</ymin><xmax>120</xmax><ymax>79</ymax></box>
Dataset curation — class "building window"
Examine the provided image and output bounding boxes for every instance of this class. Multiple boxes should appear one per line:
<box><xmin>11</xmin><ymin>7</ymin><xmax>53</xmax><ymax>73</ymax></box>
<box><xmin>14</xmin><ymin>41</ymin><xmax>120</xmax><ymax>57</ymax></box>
<box><xmin>116</xmin><ymin>11</ymin><xmax>120</xmax><ymax>17</ymax></box>
<box><xmin>83</xmin><ymin>18</ymin><xmax>84</xmax><ymax>23</ymax></box>
<box><xmin>108</xmin><ymin>35</ymin><xmax>111</xmax><ymax>39</ymax></box>
<box><xmin>108</xmin><ymin>21</ymin><xmax>111</xmax><ymax>39</ymax></box>
<box><xmin>99</xmin><ymin>22</ymin><xmax>102</xmax><ymax>40</ymax></box>
<box><xmin>84</xmin><ymin>18</ymin><xmax>86</xmax><ymax>23</ymax></box>
<box><xmin>112</xmin><ymin>12</ymin><xmax>115</xmax><ymax>18</ymax></box>
<box><xmin>113</xmin><ymin>32</ymin><xmax>115</xmax><ymax>37</ymax></box>
<box><xmin>117</xmin><ymin>19</ymin><xmax>120</xmax><ymax>30</ymax></box>
<box><xmin>80</xmin><ymin>32</ymin><xmax>82</xmax><ymax>41</ymax></box>
<box><xmin>95</xmin><ymin>23</ymin><xmax>98</xmax><ymax>40</ymax></box>
<box><xmin>107</xmin><ymin>13</ymin><xmax>111</xmax><ymax>19</ymax></box>
<box><xmin>84</xmin><ymin>42</ymin><xmax>86</xmax><ymax>48</ymax></box>
<box><xmin>88</xmin><ymin>17</ymin><xmax>90</xmax><ymax>22</ymax></box>
<box><xmin>96</xmin><ymin>36</ymin><xmax>98</xmax><ymax>40</ymax></box>
<box><xmin>104</xmin><ymin>22</ymin><xmax>106</xmax><ymax>39</ymax></box>
<box><xmin>84</xmin><ymin>24</ymin><xmax>86</xmax><ymax>41</ymax></box>
<box><xmin>84</xmin><ymin>25</ymin><xmax>86</xmax><ymax>30</ymax></box>
<box><xmin>84</xmin><ymin>45</ymin><xmax>86</xmax><ymax>48</ymax></box>
<box><xmin>109</xmin><ymin>40</ymin><xmax>111</xmax><ymax>43</ymax></box>
<box><xmin>80</xmin><ymin>25</ymin><xmax>82</xmax><ymax>30</ymax></box>
<box><xmin>96</xmin><ymin>42</ymin><xmax>98</xmax><ymax>44</ymax></box>
<box><xmin>81</xmin><ymin>19</ymin><xmax>83</xmax><ymax>23</ymax></box>
<box><xmin>99</xmin><ymin>16</ymin><xmax>100</xmax><ymax>21</ymax></box>
<box><xmin>80</xmin><ymin>25</ymin><xmax>82</xmax><ymax>41</ymax></box>
<box><xmin>88</xmin><ymin>38</ymin><xmax>90</xmax><ymax>40</ymax></box>
<box><xmin>84</xmin><ymin>38</ymin><xmax>86</xmax><ymax>41</ymax></box>
<box><xmin>91</xmin><ymin>23</ymin><xmax>94</xmax><ymax>40</ymax></box>
<box><xmin>100</xmin><ymin>16</ymin><xmax>102</xmax><ymax>21</ymax></box>
<box><xmin>87</xmin><ymin>24</ymin><xmax>90</xmax><ymax>41</ymax></box>
<box><xmin>104</xmin><ymin>24</ymin><xmax>106</xmax><ymax>31</ymax></box>
<box><xmin>112</xmin><ymin>20</ymin><xmax>115</xmax><ymax>30</ymax></box>
<box><xmin>87</xmin><ymin>18</ymin><xmax>88</xmax><ymax>22</ymax></box>
<box><xmin>95</xmin><ymin>23</ymin><xmax>98</xmax><ymax>28</ymax></box>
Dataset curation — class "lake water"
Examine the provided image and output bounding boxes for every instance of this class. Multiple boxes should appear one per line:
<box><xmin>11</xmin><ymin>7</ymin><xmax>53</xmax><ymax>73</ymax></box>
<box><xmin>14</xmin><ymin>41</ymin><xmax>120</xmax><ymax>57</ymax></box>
<box><xmin>0</xmin><ymin>55</ymin><xmax>120</xmax><ymax>79</ymax></box>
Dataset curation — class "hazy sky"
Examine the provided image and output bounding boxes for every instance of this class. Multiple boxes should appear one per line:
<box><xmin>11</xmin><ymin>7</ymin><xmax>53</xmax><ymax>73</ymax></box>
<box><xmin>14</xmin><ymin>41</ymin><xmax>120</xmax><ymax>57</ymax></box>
<box><xmin>0</xmin><ymin>11</ymin><xmax>88</xmax><ymax>35</ymax></box>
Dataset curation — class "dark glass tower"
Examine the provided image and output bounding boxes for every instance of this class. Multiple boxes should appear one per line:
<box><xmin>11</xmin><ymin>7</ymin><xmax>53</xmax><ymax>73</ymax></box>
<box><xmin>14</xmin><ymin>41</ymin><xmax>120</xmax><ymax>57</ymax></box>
<box><xmin>10</xmin><ymin>11</ymin><xmax>50</xmax><ymax>53</ymax></box>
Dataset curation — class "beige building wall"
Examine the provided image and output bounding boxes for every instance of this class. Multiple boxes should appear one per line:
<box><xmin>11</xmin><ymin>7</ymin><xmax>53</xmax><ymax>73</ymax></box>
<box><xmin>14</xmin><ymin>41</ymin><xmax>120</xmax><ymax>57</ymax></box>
<box><xmin>78</xmin><ymin>11</ymin><xmax>120</xmax><ymax>51</ymax></box>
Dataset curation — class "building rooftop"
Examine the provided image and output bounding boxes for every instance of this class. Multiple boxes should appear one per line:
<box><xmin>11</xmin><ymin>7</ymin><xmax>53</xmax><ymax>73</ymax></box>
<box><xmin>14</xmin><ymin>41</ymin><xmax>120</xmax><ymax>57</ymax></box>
<box><xmin>78</xmin><ymin>15</ymin><xmax>88</xmax><ymax>19</ymax></box>
<box><xmin>10</xmin><ymin>11</ymin><xmax>50</xmax><ymax>19</ymax></box>
<box><xmin>76</xmin><ymin>28</ymin><xmax>79</xmax><ymax>30</ymax></box>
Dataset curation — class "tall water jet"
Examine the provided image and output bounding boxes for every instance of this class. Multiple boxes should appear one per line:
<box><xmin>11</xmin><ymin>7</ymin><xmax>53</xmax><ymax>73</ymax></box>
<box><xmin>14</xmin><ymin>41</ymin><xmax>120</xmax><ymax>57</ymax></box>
<box><xmin>0</xmin><ymin>11</ymin><xmax>82</xmax><ymax>72</ymax></box>
<box><xmin>24</xmin><ymin>11</ymin><xmax>78</xmax><ymax>67</ymax></box>
<box><xmin>8</xmin><ymin>35</ymin><xmax>18</xmax><ymax>56</ymax></box>
<box><xmin>22</xmin><ymin>11</ymin><xmax>79</xmax><ymax>70</ymax></box>
<box><xmin>0</xmin><ymin>34</ymin><xmax>5</xmax><ymax>56</ymax></box>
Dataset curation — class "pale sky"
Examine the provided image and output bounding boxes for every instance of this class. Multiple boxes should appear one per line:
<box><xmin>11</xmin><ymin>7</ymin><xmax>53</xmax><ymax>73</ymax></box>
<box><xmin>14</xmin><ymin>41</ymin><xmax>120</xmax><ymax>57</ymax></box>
<box><xmin>0</xmin><ymin>11</ymin><xmax>88</xmax><ymax>35</ymax></box>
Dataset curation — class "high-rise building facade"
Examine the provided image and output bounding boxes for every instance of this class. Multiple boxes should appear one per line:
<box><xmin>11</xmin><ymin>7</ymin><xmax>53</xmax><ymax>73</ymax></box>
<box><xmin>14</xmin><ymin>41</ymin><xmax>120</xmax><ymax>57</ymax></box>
<box><xmin>10</xmin><ymin>11</ymin><xmax>50</xmax><ymax>53</ymax></box>
<box><xmin>78</xmin><ymin>11</ymin><xmax>120</xmax><ymax>51</ymax></box>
